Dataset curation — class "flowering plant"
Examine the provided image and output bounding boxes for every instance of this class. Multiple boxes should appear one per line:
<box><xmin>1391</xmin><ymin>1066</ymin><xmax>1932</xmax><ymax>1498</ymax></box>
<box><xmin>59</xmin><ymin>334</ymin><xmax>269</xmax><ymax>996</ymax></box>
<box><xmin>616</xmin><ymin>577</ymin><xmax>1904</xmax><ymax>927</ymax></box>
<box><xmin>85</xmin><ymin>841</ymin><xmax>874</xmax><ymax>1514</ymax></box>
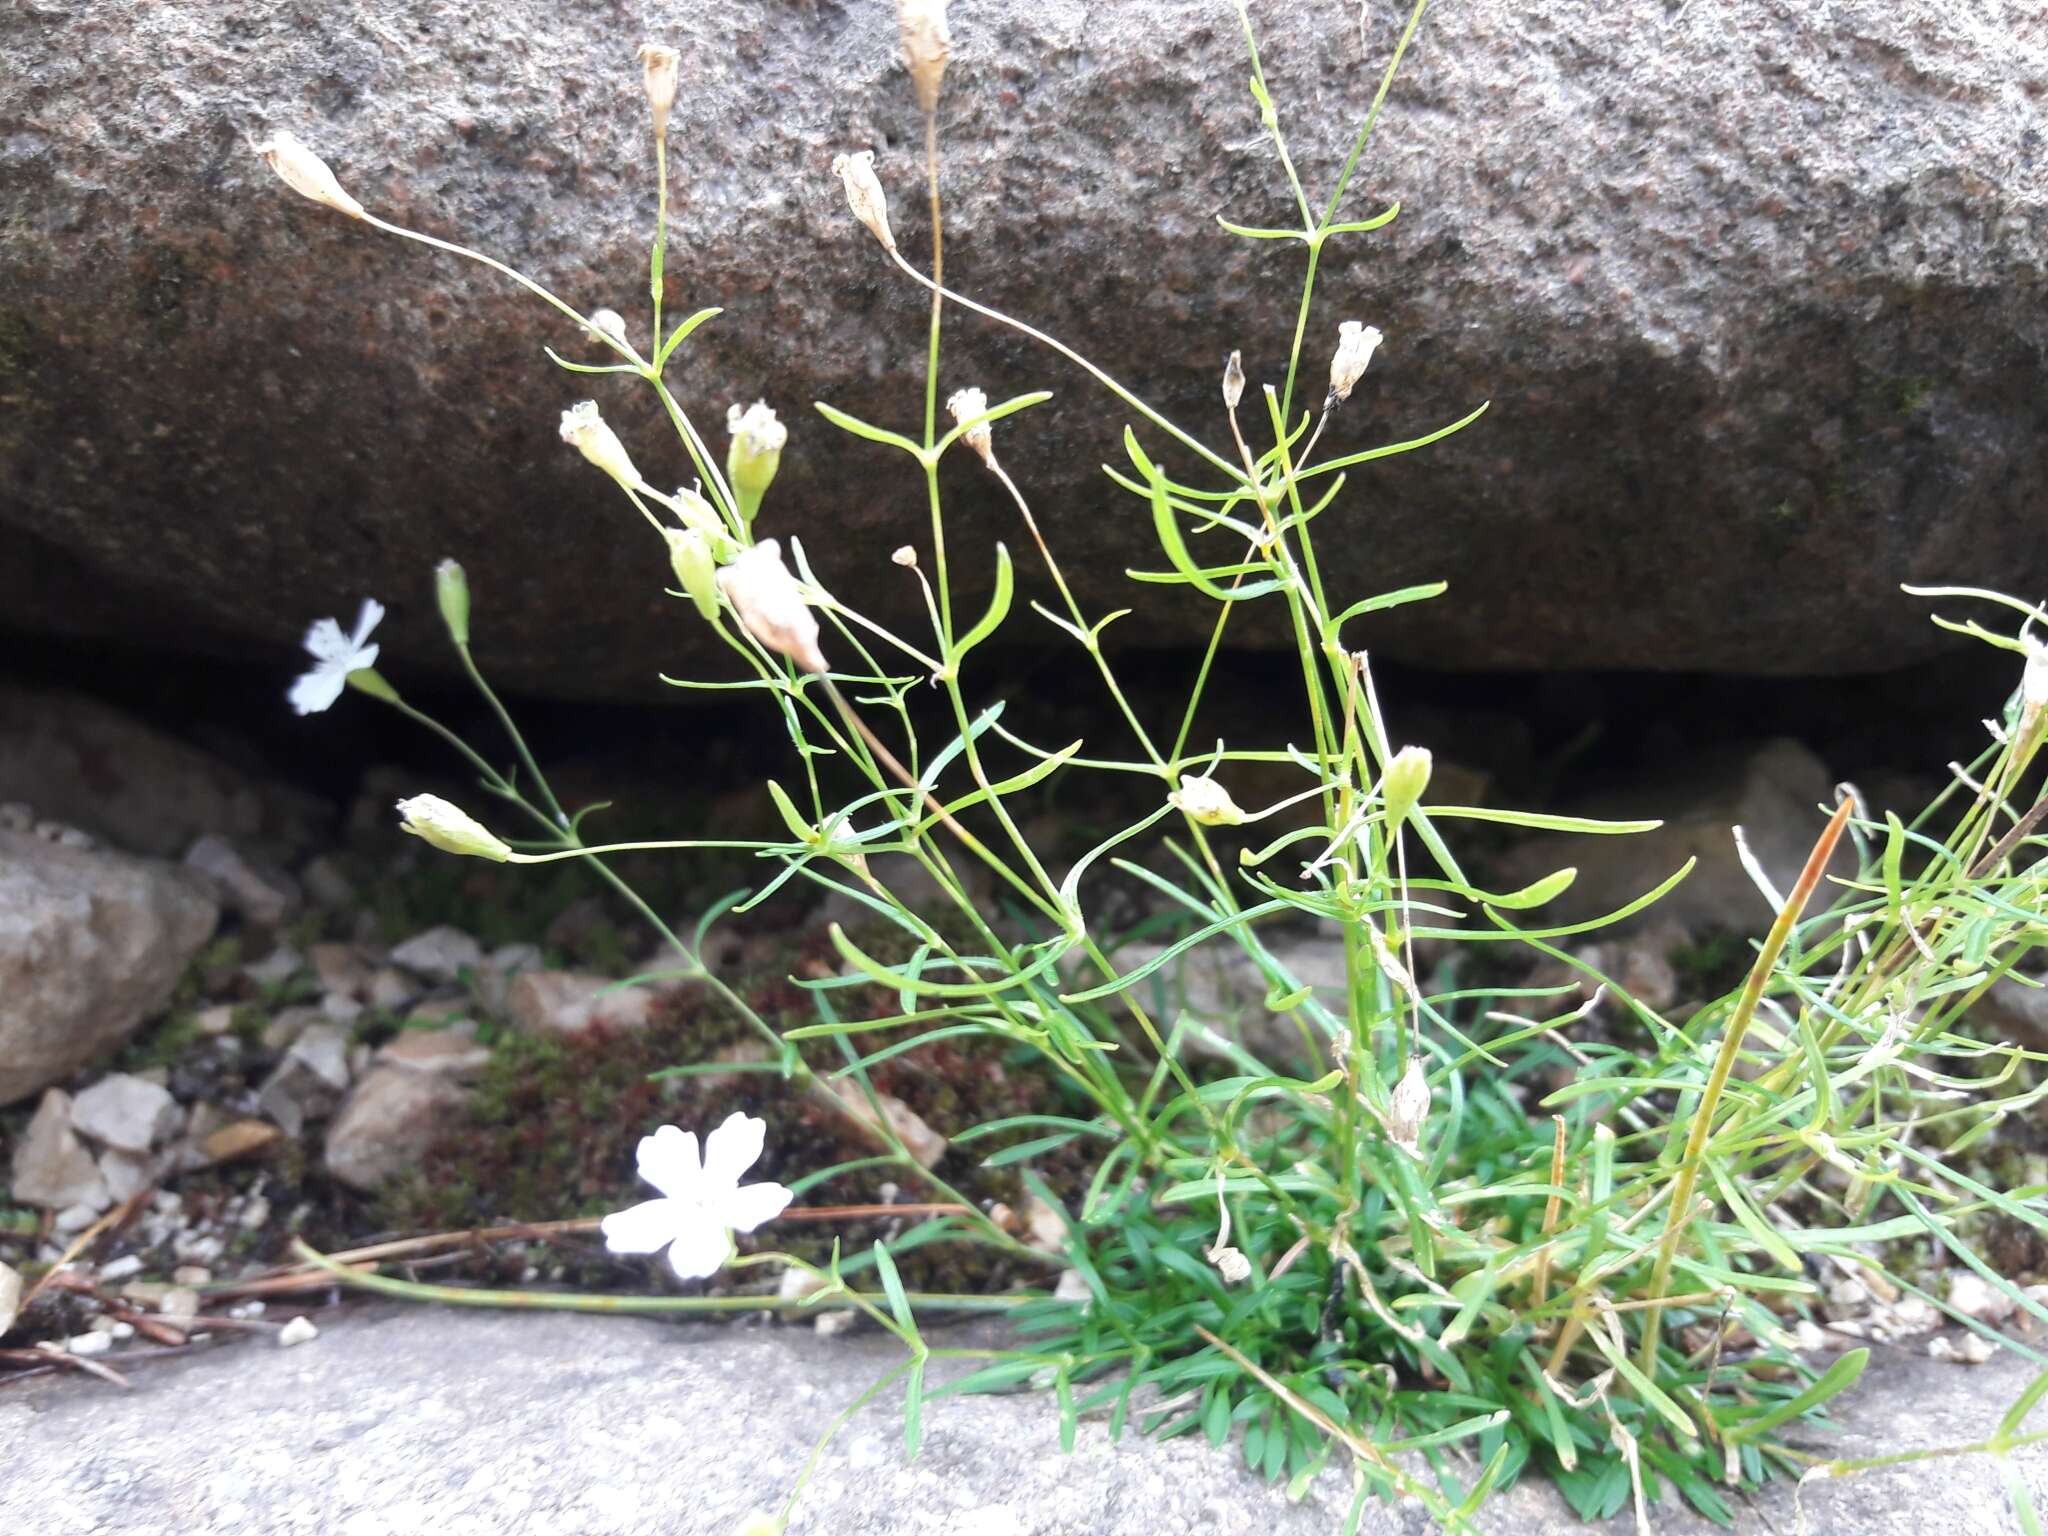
<box><xmin>264</xmin><ymin>1</ymin><xmax>2048</xmax><ymax>1530</ymax></box>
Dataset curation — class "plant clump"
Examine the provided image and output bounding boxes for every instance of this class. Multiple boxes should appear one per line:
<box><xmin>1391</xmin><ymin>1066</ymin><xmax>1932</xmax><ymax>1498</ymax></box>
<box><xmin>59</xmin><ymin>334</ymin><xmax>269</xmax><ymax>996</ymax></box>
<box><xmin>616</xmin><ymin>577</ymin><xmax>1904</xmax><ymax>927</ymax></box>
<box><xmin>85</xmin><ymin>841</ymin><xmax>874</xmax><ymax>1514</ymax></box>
<box><xmin>253</xmin><ymin>1</ymin><xmax>2048</xmax><ymax>1530</ymax></box>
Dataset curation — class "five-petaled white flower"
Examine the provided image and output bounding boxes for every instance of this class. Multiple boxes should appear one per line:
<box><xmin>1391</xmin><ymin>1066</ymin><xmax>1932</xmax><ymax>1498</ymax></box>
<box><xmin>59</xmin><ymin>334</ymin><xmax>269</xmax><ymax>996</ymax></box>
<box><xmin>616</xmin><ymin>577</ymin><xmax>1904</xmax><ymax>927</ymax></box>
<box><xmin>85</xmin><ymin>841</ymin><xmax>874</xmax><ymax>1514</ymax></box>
<box><xmin>602</xmin><ymin>1113</ymin><xmax>794</xmax><ymax>1280</ymax></box>
<box><xmin>289</xmin><ymin>598</ymin><xmax>384</xmax><ymax>716</ymax></box>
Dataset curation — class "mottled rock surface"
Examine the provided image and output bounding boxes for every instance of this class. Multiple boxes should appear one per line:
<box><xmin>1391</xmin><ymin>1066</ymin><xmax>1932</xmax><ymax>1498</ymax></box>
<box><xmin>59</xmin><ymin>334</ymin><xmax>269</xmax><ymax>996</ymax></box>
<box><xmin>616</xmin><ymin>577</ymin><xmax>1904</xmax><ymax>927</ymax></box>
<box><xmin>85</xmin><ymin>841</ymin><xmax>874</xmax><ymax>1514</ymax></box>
<box><xmin>4</xmin><ymin>2</ymin><xmax>2044</xmax><ymax>699</ymax></box>
<box><xmin>0</xmin><ymin>832</ymin><xmax>219</xmax><ymax>1107</ymax></box>
<box><xmin>3</xmin><ymin>1304</ymin><xmax>2046</xmax><ymax>1534</ymax></box>
<box><xmin>8</xmin><ymin>1088</ymin><xmax>110</xmax><ymax>1211</ymax></box>
<box><xmin>0</xmin><ymin>685</ymin><xmax>325</xmax><ymax>861</ymax></box>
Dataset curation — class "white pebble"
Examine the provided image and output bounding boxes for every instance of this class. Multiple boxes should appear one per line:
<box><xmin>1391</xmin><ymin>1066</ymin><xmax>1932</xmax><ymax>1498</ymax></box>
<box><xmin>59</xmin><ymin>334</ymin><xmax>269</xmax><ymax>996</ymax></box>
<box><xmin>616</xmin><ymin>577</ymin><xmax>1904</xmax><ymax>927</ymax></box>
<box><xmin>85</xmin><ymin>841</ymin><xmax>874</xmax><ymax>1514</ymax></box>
<box><xmin>1948</xmin><ymin>1272</ymin><xmax>2017</xmax><ymax>1324</ymax></box>
<box><xmin>65</xmin><ymin>1331</ymin><xmax>114</xmax><ymax>1356</ymax></box>
<box><xmin>109</xmin><ymin>1321</ymin><xmax>136</xmax><ymax>1341</ymax></box>
<box><xmin>98</xmin><ymin>1254</ymin><xmax>144</xmax><ymax>1282</ymax></box>
<box><xmin>277</xmin><ymin>1315</ymin><xmax>319</xmax><ymax>1347</ymax></box>
<box><xmin>159</xmin><ymin>1287</ymin><xmax>201</xmax><ymax>1320</ymax></box>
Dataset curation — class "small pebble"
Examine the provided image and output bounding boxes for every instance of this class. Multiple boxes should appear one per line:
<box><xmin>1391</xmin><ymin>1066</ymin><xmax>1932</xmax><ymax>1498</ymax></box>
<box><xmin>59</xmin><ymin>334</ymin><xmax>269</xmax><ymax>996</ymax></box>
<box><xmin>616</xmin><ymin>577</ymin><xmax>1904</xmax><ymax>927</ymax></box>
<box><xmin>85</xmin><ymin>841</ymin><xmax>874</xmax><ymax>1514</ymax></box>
<box><xmin>173</xmin><ymin>1264</ymin><xmax>212</xmax><ymax>1287</ymax></box>
<box><xmin>1789</xmin><ymin>1320</ymin><xmax>1830</xmax><ymax>1354</ymax></box>
<box><xmin>52</xmin><ymin>1202</ymin><xmax>105</xmax><ymax>1237</ymax></box>
<box><xmin>98</xmin><ymin>1254</ymin><xmax>145</xmax><ymax>1282</ymax></box>
<box><xmin>1948</xmin><ymin>1271</ymin><xmax>2017</xmax><ymax>1325</ymax></box>
<box><xmin>277</xmin><ymin>1315</ymin><xmax>319</xmax><ymax>1347</ymax></box>
<box><xmin>109</xmin><ymin>1321</ymin><xmax>135</xmax><ymax>1341</ymax></box>
<box><xmin>229</xmin><ymin>1300</ymin><xmax>267</xmax><ymax>1320</ymax></box>
<box><xmin>159</xmin><ymin>1288</ymin><xmax>201</xmax><ymax>1320</ymax></box>
<box><xmin>65</xmin><ymin>1331</ymin><xmax>114</xmax><ymax>1356</ymax></box>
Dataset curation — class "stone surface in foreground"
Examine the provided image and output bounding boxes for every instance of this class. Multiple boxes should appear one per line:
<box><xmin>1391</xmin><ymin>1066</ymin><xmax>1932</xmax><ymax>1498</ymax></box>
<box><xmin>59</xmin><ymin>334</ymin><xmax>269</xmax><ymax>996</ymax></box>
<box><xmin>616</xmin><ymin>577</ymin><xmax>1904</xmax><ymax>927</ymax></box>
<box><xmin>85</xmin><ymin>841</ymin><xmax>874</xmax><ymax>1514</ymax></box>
<box><xmin>5</xmin><ymin>1304</ymin><xmax>2047</xmax><ymax>1534</ymax></box>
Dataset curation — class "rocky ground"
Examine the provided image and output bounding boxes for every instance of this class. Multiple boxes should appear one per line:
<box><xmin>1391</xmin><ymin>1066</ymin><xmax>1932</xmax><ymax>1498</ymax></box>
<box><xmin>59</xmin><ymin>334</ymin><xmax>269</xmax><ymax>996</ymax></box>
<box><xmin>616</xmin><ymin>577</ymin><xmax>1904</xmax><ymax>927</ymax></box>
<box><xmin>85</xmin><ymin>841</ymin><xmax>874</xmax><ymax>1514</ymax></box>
<box><xmin>4</xmin><ymin>677</ymin><xmax>2046</xmax><ymax>1530</ymax></box>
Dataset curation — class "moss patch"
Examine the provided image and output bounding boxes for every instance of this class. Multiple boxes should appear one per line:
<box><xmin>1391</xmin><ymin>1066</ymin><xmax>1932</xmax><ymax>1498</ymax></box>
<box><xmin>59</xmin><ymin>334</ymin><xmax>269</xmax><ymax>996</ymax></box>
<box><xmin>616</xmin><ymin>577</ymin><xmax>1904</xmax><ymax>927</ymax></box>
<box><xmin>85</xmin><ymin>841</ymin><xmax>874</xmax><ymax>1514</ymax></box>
<box><xmin>376</xmin><ymin>931</ymin><xmax>1094</xmax><ymax>1296</ymax></box>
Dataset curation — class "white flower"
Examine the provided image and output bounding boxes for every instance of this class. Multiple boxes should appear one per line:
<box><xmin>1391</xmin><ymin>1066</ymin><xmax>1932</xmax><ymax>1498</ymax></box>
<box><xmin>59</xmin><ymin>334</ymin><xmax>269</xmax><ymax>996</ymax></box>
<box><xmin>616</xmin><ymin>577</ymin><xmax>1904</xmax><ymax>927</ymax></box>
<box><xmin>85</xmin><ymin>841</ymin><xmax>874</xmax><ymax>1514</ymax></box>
<box><xmin>725</xmin><ymin>402</ymin><xmax>786</xmax><ymax>522</ymax></box>
<box><xmin>1327</xmin><ymin>320</ymin><xmax>1383</xmax><ymax>405</ymax></box>
<box><xmin>288</xmin><ymin>598</ymin><xmax>384</xmax><ymax>715</ymax></box>
<box><xmin>946</xmin><ymin>387</ymin><xmax>996</xmax><ymax>467</ymax></box>
<box><xmin>726</xmin><ymin>400</ymin><xmax>788</xmax><ymax>459</ymax></box>
<box><xmin>602</xmin><ymin>1114</ymin><xmax>794</xmax><ymax>1280</ymax></box>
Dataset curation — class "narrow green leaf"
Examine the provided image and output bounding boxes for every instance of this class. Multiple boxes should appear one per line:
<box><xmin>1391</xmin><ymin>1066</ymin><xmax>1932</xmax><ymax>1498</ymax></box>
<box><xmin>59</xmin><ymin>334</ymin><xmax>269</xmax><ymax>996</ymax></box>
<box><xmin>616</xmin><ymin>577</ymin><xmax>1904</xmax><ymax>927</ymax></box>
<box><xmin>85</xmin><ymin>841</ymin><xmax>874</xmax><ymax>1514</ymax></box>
<box><xmin>828</xmin><ymin>923</ymin><xmax>1069</xmax><ymax>999</ymax></box>
<box><xmin>814</xmin><ymin>400</ymin><xmax>923</xmax><ymax>457</ymax></box>
<box><xmin>654</xmin><ymin>306</ymin><xmax>723</xmax><ymax>368</ymax></box>
<box><xmin>1725</xmin><ymin>1349</ymin><xmax>1868</xmax><ymax>1442</ymax></box>
<box><xmin>1327</xmin><ymin>581</ymin><xmax>1448</xmax><ymax>636</ymax></box>
<box><xmin>1425</xmin><ymin>805</ymin><xmax>1662</xmax><ymax>835</ymax></box>
<box><xmin>1215</xmin><ymin>216</ymin><xmax>1309</xmax><ymax>241</ymax></box>
<box><xmin>542</xmin><ymin>347</ymin><xmax>640</xmax><ymax>376</ymax></box>
<box><xmin>950</xmin><ymin>543</ymin><xmax>1014</xmax><ymax>666</ymax></box>
<box><xmin>1998</xmin><ymin>1367</ymin><xmax>2048</xmax><ymax>1442</ymax></box>
<box><xmin>872</xmin><ymin>1241</ymin><xmax>916</xmax><ymax>1336</ymax></box>
<box><xmin>1324</xmin><ymin>201</ymin><xmax>1401</xmax><ymax>235</ymax></box>
<box><xmin>905</xmin><ymin>1355</ymin><xmax>926</xmax><ymax>1458</ymax></box>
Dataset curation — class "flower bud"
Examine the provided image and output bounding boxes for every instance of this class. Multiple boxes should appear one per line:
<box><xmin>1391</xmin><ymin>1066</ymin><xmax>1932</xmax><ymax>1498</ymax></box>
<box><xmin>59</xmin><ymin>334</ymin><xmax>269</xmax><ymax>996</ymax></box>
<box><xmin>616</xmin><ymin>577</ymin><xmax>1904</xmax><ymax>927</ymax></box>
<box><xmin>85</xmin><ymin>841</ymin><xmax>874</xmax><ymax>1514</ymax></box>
<box><xmin>1327</xmin><ymin>321</ymin><xmax>1383</xmax><ymax>407</ymax></box>
<box><xmin>1386</xmin><ymin>1054</ymin><xmax>1430</xmax><ymax>1156</ymax></box>
<box><xmin>946</xmin><ymin>387</ymin><xmax>996</xmax><ymax>468</ymax></box>
<box><xmin>1171</xmin><ymin>774</ymin><xmax>1246</xmax><ymax>828</ymax></box>
<box><xmin>896</xmin><ymin>0</ymin><xmax>952</xmax><ymax>114</ymax></box>
<box><xmin>559</xmin><ymin>401</ymin><xmax>642</xmax><ymax>490</ymax></box>
<box><xmin>638</xmin><ymin>44</ymin><xmax>681</xmax><ymax>140</ymax></box>
<box><xmin>1380</xmin><ymin>745</ymin><xmax>1432</xmax><ymax>834</ymax></box>
<box><xmin>2025</xmin><ymin>637</ymin><xmax>2048</xmax><ymax>711</ymax></box>
<box><xmin>670</xmin><ymin>484</ymin><xmax>730</xmax><ymax>546</ymax></box>
<box><xmin>717</xmin><ymin>539</ymin><xmax>827</xmax><ymax>674</ymax></box>
<box><xmin>892</xmin><ymin>546</ymin><xmax>918</xmax><ymax>568</ymax></box>
<box><xmin>831</xmin><ymin>151</ymin><xmax>897</xmax><ymax>255</ymax></box>
<box><xmin>254</xmin><ymin>131</ymin><xmax>366</xmax><ymax>220</ymax></box>
<box><xmin>588</xmin><ymin>309</ymin><xmax>628</xmax><ymax>348</ymax></box>
<box><xmin>725</xmin><ymin>401</ymin><xmax>786</xmax><ymax>525</ymax></box>
<box><xmin>665</xmin><ymin>528</ymin><xmax>720</xmax><ymax>621</ymax></box>
<box><xmin>434</xmin><ymin>558</ymin><xmax>470</xmax><ymax>646</ymax></box>
<box><xmin>1222</xmin><ymin>350</ymin><xmax>1246</xmax><ymax>412</ymax></box>
<box><xmin>396</xmin><ymin>794</ymin><xmax>513</xmax><ymax>862</ymax></box>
